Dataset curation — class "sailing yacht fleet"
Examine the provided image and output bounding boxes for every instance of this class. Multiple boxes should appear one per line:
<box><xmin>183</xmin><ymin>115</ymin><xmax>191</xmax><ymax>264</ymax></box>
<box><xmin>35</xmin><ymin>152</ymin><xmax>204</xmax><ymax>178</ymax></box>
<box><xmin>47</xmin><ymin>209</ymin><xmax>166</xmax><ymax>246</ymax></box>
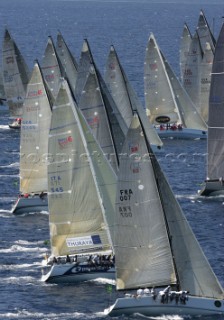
<box><xmin>1</xmin><ymin>9</ymin><xmax>224</xmax><ymax>317</ymax></box>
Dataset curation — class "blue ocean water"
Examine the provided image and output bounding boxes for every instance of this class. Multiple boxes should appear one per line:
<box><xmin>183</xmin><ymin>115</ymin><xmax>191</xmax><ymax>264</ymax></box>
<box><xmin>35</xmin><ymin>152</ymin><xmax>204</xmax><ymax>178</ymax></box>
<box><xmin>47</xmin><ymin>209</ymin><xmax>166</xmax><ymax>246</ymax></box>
<box><xmin>0</xmin><ymin>1</ymin><xmax>224</xmax><ymax>319</ymax></box>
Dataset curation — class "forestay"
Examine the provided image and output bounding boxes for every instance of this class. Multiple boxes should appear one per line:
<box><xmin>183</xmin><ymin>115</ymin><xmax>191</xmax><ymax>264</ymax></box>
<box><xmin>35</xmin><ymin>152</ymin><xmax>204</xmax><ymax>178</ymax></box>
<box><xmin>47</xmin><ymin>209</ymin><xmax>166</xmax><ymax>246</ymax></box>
<box><xmin>48</xmin><ymin>79</ymin><xmax>112</xmax><ymax>257</ymax></box>
<box><xmin>20</xmin><ymin>61</ymin><xmax>52</xmax><ymax>194</ymax></box>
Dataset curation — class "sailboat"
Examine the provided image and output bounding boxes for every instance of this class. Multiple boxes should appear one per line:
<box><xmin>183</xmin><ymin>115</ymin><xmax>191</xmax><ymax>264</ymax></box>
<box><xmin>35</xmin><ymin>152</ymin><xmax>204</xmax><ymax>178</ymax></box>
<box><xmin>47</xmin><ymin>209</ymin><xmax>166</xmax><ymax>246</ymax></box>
<box><xmin>41</xmin><ymin>36</ymin><xmax>62</xmax><ymax>99</ymax></box>
<box><xmin>74</xmin><ymin>39</ymin><xmax>93</xmax><ymax>103</ymax></box>
<box><xmin>2</xmin><ymin>28</ymin><xmax>30</xmax><ymax>128</ymax></box>
<box><xmin>56</xmin><ymin>31</ymin><xmax>78</xmax><ymax>95</ymax></box>
<box><xmin>196</xmin><ymin>9</ymin><xmax>216</xmax><ymax>53</ymax></box>
<box><xmin>199</xmin><ymin>23</ymin><xmax>224</xmax><ymax>197</ymax></box>
<box><xmin>105</xmin><ymin>45</ymin><xmax>163</xmax><ymax>151</ymax></box>
<box><xmin>78</xmin><ymin>63</ymin><xmax>119</xmax><ymax>173</ymax></box>
<box><xmin>144</xmin><ymin>33</ymin><xmax>207</xmax><ymax>139</ymax></box>
<box><xmin>179</xmin><ymin>23</ymin><xmax>192</xmax><ymax>83</ymax></box>
<box><xmin>182</xmin><ymin>31</ymin><xmax>203</xmax><ymax>115</ymax></box>
<box><xmin>41</xmin><ymin>79</ymin><xmax>116</xmax><ymax>283</ymax></box>
<box><xmin>105</xmin><ymin>113</ymin><xmax>224</xmax><ymax>317</ymax></box>
<box><xmin>11</xmin><ymin>61</ymin><xmax>52</xmax><ymax>215</ymax></box>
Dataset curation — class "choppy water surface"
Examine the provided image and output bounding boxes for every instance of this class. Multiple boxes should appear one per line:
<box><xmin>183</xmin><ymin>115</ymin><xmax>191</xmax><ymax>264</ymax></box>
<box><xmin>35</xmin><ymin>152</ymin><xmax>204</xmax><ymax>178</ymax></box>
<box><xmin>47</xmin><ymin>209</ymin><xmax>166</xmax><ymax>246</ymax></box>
<box><xmin>0</xmin><ymin>1</ymin><xmax>224</xmax><ymax>319</ymax></box>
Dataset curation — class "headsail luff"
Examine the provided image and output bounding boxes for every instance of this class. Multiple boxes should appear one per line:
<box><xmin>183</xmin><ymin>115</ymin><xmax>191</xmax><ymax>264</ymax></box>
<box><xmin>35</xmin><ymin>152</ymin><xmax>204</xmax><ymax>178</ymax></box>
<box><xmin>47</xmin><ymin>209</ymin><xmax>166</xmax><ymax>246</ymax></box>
<box><xmin>162</xmin><ymin>52</ymin><xmax>207</xmax><ymax>131</ymax></box>
<box><xmin>180</xmin><ymin>23</ymin><xmax>192</xmax><ymax>83</ymax></box>
<box><xmin>182</xmin><ymin>31</ymin><xmax>203</xmax><ymax>114</ymax></box>
<box><xmin>2</xmin><ymin>28</ymin><xmax>30</xmax><ymax>117</ymax></box>
<box><xmin>41</xmin><ymin>36</ymin><xmax>62</xmax><ymax>99</ymax></box>
<box><xmin>105</xmin><ymin>45</ymin><xmax>163</xmax><ymax>148</ymax></box>
<box><xmin>78</xmin><ymin>63</ymin><xmax>119</xmax><ymax>173</ymax></box>
<box><xmin>144</xmin><ymin>33</ymin><xmax>181</xmax><ymax>125</ymax></box>
<box><xmin>113</xmin><ymin>114</ymin><xmax>176</xmax><ymax>290</ymax></box>
<box><xmin>56</xmin><ymin>31</ymin><xmax>78</xmax><ymax>95</ymax></box>
<box><xmin>207</xmin><ymin>23</ymin><xmax>224</xmax><ymax>181</ymax></box>
<box><xmin>48</xmin><ymin>79</ymin><xmax>112</xmax><ymax>257</ymax></box>
<box><xmin>20</xmin><ymin>61</ymin><xmax>52</xmax><ymax>194</ymax></box>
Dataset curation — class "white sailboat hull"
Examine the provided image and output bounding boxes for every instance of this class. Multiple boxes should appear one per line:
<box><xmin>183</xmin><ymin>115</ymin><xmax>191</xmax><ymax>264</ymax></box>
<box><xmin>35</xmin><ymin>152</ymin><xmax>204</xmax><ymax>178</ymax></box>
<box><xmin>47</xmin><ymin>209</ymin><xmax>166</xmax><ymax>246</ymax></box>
<box><xmin>11</xmin><ymin>195</ymin><xmax>48</xmax><ymax>215</ymax></box>
<box><xmin>156</xmin><ymin>127</ymin><xmax>207</xmax><ymax>139</ymax></box>
<box><xmin>41</xmin><ymin>263</ymin><xmax>115</xmax><ymax>284</ymax></box>
<box><xmin>105</xmin><ymin>294</ymin><xmax>224</xmax><ymax>317</ymax></box>
<box><xmin>199</xmin><ymin>180</ymin><xmax>224</xmax><ymax>197</ymax></box>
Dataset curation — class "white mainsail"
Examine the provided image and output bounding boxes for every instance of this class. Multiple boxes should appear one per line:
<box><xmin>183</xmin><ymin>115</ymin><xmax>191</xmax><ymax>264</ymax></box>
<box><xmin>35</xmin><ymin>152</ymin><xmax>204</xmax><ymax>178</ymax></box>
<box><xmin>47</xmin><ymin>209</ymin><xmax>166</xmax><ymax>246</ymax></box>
<box><xmin>74</xmin><ymin>39</ymin><xmax>93</xmax><ymax>103</ymax></box>
<box><xmin>179</xmin><ymin>23</ymin><xmax>192</xmax><ymax>83</ymax></box>
<box><xmin>78</xmin><ymin>63</ymin><xmax>119</xmax><ymax>173</ymax></box>
<box><xmin>163</xmin><ymin>52</ymin><xmax>207</xmax><ymax>131</ymax></box>
<box><xmin>207</xmin><ymin>23</ymin><xmax>224</xmax><ymax>181</ymax></box>
<box><xmin>200</xmin><ymin>42</ymin><xmax>213</xmax><ymax>123</ymax></box>
<box><xmin>20</xmin><ymin>61</ymin><xmax>52</xmax><ymax>194</ymax></box>
<box><xmin>113</xmin><ymin>113</ymin><xmax>224</xmax><ymax>299</ymax></box>
<box><xmin>144</xmin><ymin>33</ymin><xmax>181</xmax><ymax>125</ymax></box>
<box><xmin>2</xmin><ymin>28</ymin><xmax>30</xmax><ymax>117</ymax></box>
<box><xmin>56</xmin><ymin>31</ymin><xmax>78</xmax><ymax>95</ymax></box>
<box><xmin>196</xmin><ymin>10</ymin><xmax>216</xmax><ymax>53</ymax></box>
<box><xmin>105</xmin><ymin>45</ymin><xmax>163</xmax><ymax>149</ymax></box>
<box><xmin>41</xmin><ymin>36</ymin><xmax>62</xmax><ymax>99</ymax></box>
<box><xmin>182</xmin><ymin>31</ymin><xmax>203</xmax><ymax>114</ymax></box>
<box><xmin>48</xmin><ymin>79</ymin><xmax>112</xmax><ymax>257</ymax></box>
<box><xmin>113</xmin><ymin>113</ymin><xmax>176</xmax><ymax>290</ymax></box>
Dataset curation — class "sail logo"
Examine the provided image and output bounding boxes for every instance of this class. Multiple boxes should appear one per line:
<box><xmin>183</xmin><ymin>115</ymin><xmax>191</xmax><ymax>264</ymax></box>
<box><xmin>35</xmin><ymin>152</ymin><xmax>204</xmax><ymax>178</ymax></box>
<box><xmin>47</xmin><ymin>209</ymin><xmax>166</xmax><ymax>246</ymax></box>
<box><xmin>109</xmin><ymin>62</ymin><xmax>116</xmax><ymax>70</ymax></box>
<box><xmin>45</xmin><ymin>74</ymin><xmax>55</xmax><ymax>82</ymax></box>
<box><xmin>87</xmin><ymin>115</ymin><xmax>99</xmax><ymax>128</ymax></box>
<box><xmin>28</xmin><ymin>89</ymin><xmax>43</xmax><ymax>97</ymax></box>
<box><xmin>6</xmin><ymin>56</ymin><xmax>14</xmax><ymax>64</ymax></box>
<box><xmin>66</xmin><ymin>235</ymin><xmax>101</xmax><ymax>247</ymax></box>
<box><xmin>58</xmin><ymin>136</ymin><xmax>73</xmax><ymax>148</ymax></box>
<box><xmin>129</xmin><ymin>143</ymin><xmax>139</xmax><ymax>153</ymax></box>
<box><xmin>155</xmin><ymin>116</ymin><xmax>170</xmax><ymax>124</ymax></box>
<box><xmin>149</xmin><ymin>63</ymin><xmax>158</xmax><ymax>70</ymax></box>
<box><xmin>130</xmin><ymin>162</ymin><xmax>140</xmax><ymax>173</ymax></box>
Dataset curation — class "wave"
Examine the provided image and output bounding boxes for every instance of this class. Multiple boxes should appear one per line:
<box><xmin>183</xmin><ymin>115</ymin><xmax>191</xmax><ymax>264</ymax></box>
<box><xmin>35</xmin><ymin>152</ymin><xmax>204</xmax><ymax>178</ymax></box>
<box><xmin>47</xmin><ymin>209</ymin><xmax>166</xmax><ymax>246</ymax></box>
<box><xmin>0</xmin><ymin>125</ymin><xmax>10</xmax><ymax>130</ymax></box>
<box><xmin>0</xmin><ymin>162</ymin><xmax>19</xmax><ymax>168</ymax></box>
<box><xmin>0</xmin><ymin>245</ymin><xmax>47</xmax><ymax>253</ymax></box>
<box><xmin>0</xmin><ymin>262</ymin><xmax>40</xmax><ymax>271</ymax></box>
<box><xmin>0</xmin><ymin>311</ymin><xmax>103</xmax><ymax>319</ymax></box>
<box><xmin>90</xmin><ymin>278</ymin><xmax>116</xmax><ymax>286</ymax></box>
